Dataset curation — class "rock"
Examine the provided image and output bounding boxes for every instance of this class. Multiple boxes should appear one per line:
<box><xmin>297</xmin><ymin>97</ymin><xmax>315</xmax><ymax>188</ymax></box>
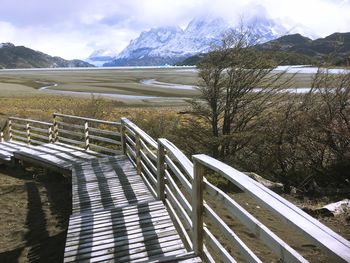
<box><xmin>317</xmin><ymin>199</ymin><xmax>350</xmax><ymax>216</ymax></box>
<box><xmin>244</xmin><ymin>172</ymin><xmax>284</xmax><ymax>193</ymax></box>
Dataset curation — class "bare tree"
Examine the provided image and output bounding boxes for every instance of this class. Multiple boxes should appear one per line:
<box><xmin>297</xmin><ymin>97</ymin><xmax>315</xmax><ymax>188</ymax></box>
<box><xmin>192</xmin><ymin>26</ymin><xmax>292</xmax><ymax>161</ymax></box>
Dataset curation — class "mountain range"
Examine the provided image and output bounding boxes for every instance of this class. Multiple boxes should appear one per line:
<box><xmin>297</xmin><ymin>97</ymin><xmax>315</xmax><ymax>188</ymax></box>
<box><xmin>93</xmin><ymin>17</ymin><xmax>286</xmax><ymax>67</ymax></box>
<box><xmin>0</xmin><ymin>43</ymin><xmax>93</xmax><ymax>69</ymax></box>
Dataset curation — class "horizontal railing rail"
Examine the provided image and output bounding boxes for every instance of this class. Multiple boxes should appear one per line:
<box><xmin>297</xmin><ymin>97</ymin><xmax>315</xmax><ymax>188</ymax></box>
<box><xmin>7</xmin><ymin>117</ymin><xmax>53</xmax><ymax>145</ymax></box>
<box><xmin>53</xmin><ymin>113</ymin><xmax>121</xmax><ymax>154</ymax></box>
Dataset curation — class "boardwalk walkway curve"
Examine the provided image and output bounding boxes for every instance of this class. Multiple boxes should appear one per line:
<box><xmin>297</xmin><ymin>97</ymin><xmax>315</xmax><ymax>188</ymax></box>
<box><xmin>0</xmin><ymin>113</ymin><xmax>349</xmax><ymax>262</ymax></box>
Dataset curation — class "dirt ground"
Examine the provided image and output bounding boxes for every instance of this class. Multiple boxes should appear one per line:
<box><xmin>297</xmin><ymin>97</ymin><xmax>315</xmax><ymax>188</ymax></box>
<box><xmin>0</xmin><ymin>164</ymin><xmax>71</xmax><ymax>263</ymax></box>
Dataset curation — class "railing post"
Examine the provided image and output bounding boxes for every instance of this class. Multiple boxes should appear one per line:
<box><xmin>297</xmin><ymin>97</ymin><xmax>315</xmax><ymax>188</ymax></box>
<box><xmin>192</xmin><ymin>157</ymin><xmax>204</xmax><ymax>257</ymax></box>
<box><xmin>121</xmin><ymin>119</ymin><xmax>126</xmax><ymax>155</ymax></box>
<box><xmin>84</xmin><ymin>121</ymin><xmax>90</xmax><ymax>150</ymax></box>
<box><xmin>53</xmin><ymin>114</ymin><xmax>58</xmax><ymax>142</ymax></box>
<box><xmin>26</xmin><ymin>123</ymin><xmax>31</xmax><ymax>145</ymax></box>
<box><xmin>157</xmin><ymin>140</ymin><xmax>166</xmax><ymax>201</ymax></box>
<box><xmin>0</xmin><ymin>131</ymin><xmax>3</xmax><ymax>142</ymax></box>
<box><xmin>8</xmin><ymin>119</ymin><xmax>12</xmax><ymax>141</ymax></box>
<box><xmin>135</xmin><ymin>134</ymin><xmax>141</xmax><ymax>174</ymax></box>
<box><xmin>48</xmin><ymin>126</ymin><xmax>53</xmax><ymax>143</ymax></box>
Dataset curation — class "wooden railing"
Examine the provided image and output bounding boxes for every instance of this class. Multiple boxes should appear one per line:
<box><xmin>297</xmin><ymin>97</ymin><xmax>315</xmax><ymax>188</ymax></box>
<box><xmin>7</xmin><ymin>117</ymin><xmax>53</xmax><ymax>145</ymax></box>
<box><xmin>120</xmin><ymin>119</ymin><xmax>350</xmax><ymax>263</ymax></box>
<box><xmin>53</xmin><ymin>113</ymin><xmax>121</xmax><ymax>154</ymax></box>
<box><xmin>1</xmin><ymin>114</ymin><xmax>350</xmax><ymax>262</ymax></box>
<box><xmin>121</xmin><ymin>117</ymin><xmax>159</xmax><ymax>198</ymax></box>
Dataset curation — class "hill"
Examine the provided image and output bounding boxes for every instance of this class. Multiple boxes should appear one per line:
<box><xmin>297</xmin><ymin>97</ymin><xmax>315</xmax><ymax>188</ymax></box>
<box><xmin>176</xmin><ymin>33</ymin><xmax>350</xmax><ymax>66</ymax></box>
<box><xmin>0</xmin><ymin>43</ymin><xmax>94</xmax><ymax>69</ymax></box>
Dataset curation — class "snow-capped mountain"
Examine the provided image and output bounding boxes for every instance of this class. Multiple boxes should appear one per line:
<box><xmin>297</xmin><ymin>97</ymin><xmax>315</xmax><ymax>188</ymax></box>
<box><xmin>102</xmin><ymin>17</ymin><xmax>285</xmax><ymax>66</ymax></box>
<box><xmin>86</xmin><ymin>49</ymin><xmax>119</xmax><ymax>67</ymax></box>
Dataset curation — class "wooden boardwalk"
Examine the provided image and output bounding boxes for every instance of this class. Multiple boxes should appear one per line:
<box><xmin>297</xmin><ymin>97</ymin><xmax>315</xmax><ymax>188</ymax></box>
<box><xmin>0</xmin><ymin>141</ymin><xmax>201</xmax><ymax>263</ymax></box>
<box><xmin>2</xmin><ymin>113</ymin><xmax>349</xmax><ymax>262</ymax></box>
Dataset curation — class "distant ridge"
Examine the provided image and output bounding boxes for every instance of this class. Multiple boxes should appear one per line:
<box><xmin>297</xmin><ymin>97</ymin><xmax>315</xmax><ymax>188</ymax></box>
<box><xmin>177</xmin><ymin>32</ymin><xmax>350</xmax><ymax>66</ymax></box>
<box><xmin>0</xmin><ymin>43</ymin><xmax>94</xmax><ymax>69</ymax></box>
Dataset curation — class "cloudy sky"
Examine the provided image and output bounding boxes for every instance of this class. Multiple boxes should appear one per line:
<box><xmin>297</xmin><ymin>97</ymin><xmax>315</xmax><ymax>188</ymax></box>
<box><xmin>1</xmin><ymin>0</ymin><xmax>349</xmax><ymax>60</ymax></box>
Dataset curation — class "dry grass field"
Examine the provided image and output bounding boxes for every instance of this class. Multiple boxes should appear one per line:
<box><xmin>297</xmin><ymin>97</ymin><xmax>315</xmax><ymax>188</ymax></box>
<box><xmin>0</xmin><ymin>68</ymin><xmax>199</xmax><ymax>102</ymax></box>
<box><xmin>0</xmin><ymin>67</ymin><xmax>314</xmax><ymax>103</ymax></box>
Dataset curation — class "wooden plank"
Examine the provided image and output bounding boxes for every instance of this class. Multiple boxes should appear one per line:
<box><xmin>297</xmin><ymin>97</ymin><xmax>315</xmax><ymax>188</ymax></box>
<box><xmin>11</xmin><ymin>123</ymin><xmax>26</xmax><ymax>129</ymax></box>
<box><xmin>66</xmin><ymin>232</ymin><xmax>182</xmax><ymax>258</ymax></box>
<box><xmin>12</xmin><ymin>129</ymin><xmax>27</xmax><ymax>136</ymax></box>
<box><xmin>126</xmin><ymin>144</ymin><xmax>136</xmax><ymax>158</ymax></box>
<box><xmin>89</xmin><ymin>134</ymin><xmax>121</xmax><ymax>145</ymax></box>
<box><xmin>140</xmin><ymin>172</ymin><xmax>158</xmax><ymax>199</ymax></box>
<box><xmin>9</xmin><ymin>117</ymin><xmax>51</xmax><ymax>126</ymax></box>
<box><xmin>89</xmin><ymin>143</ymin><xmax>120</xmax><ymax>155</ymax></box>
<box><xmin>12</xmin><ymin>135</ymin><xmax>27</xmax><ymax>142</ymax></box>
<box><xmin>122</xmin><ymin>118</ymin><xmax>157</xmax><ymax>149</ymax></box>
<box><xmin>89</xmin><ymin>127</ymin><xmax>121</xmax><ymax>137</ymax></box>
<box><xmin>165</xmin><ymin>171</ymin><xmax>192</xmax><ymax>216</ymax></box>
<box><xmin>58</xmin><ymin>128</ymin><xmax>84</xmax><ymax>138</ymax></box>
<box><xmin>204</xmin><ymin>227</ymin><xmax>237</xmax><ymax>263</ymax></box>
<box><xmin>58</xmin><ymin>136</ymin><xmax>83</xmax><ymax>145</ymax></box>
<box><xmin>159</xmin><ymin>138</ymin><xmax>193</xmax><ymax>179</ymax></box>
<box><xmin>140</xmin><ymin>139</ymin><xmax>157</xmax><ymax>161</ymax></box>
<box><xmin>141</xmin><ymin>252</ymin><xmax>200</xmax><ymax>263</ymax></box>
<box><xmin>204</xmin><ymin>204</ymin><xmax>262</xmax><ymax>263</ymax></box>
<box><xmin>192</xmin><ymin>158</ymin><xmax>204</xmax><ymax>257</ymax></box>
<box><xmin>125</xmin><ymin>125</ymin><xmax>136</xmax><ymax>137</ymax></box>
<box><xmin>65</xmin><ymin>225</ymin><xmax>178</xmax><ymax>256</ymax></box>
<box><xmin>165</xmin><ymin>199</ymin><xmax>193</xmax><ymax>251</ymax></box>
<box><xmin>140</xmin><ymin>149</ymin><xmax>157</xmax><ymax>175</ymax></box>
<box><xmin>30</xmin><ymin>133</ymin><xmax>49</xmax><ymax>141</ymax></box>
<box><xmin>66</xmin><ymin>220</ymin><xmax>175</xmax><ymax>244</ymax></box>
<box><xmin>126</xmin><ymin>133</ymin><xmax>136</xmax><ymax>147</ymax></box>
<box><xmin>68</xmin><ymin>202</ymin><xmax>165</xmax><ymax>225</ymax></box>
<box><xmin>30</xmin><ymin>126</ymin><xmax>49</xmax><ymax>134</ymax></box>
<box><xmin>57</xmin><ymin>121</ymin><xmax>84</xmax><ymax>130</ymax></box>
<box><xmin>165</xmin><ymin>156</ymin><xmax>192</xmax><ymax>194</ymax></box>
<box><xmin>165</xmin><ymin>185</ymin><xmax>192</xmax><ymax>229</ymax></box>
<box><xmin>30</xmin><ymin>139</ymin><xmax>47</xmax><ymax>145</ymax></box>
<box><xmin>54</xmin><ymin>113</ymin><xmax>121</xmax><ymax>126</ymax></box>
<box><xmin>204</xmin><ymin>181</ymin><xmax>307</xmax><ymax>262</ymax></box>
<box><xmin>157</xmin><ymin>141</ymin><xmax>165</xmax><ymax>201</ymax></box>
<box><xmin>140</xmin><ymin>160</ymin><xmax>157</xmax><ymax>186</ymax></box>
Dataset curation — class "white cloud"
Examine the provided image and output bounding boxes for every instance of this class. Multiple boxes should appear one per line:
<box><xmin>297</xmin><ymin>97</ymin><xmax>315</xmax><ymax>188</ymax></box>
<box><xmin>0</xmin><ymin>0</ymin><xmax>349</xmax><ymax>59</ymax></box>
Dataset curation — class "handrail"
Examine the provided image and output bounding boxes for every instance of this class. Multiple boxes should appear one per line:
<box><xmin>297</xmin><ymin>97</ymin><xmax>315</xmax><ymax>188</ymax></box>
<box><xmin>193</xmin><ymin>154</ymin><xmax>350</xmax><ymax>263</ymax></box>
<box><xmin>9</xmin><ymin>117</ymin><xmax>51</xmax><ymax>126</ymax></box>
<box><xmin>53</xmin><ymin>113</ymin><xmax>121</xmax><ymax>126</ymax></box>
<box><xmin>121</xmin><ymin>118</ymin><xmax>157</xmax><ymax>149</ymax></box>
<box><xmin>158</xmin><ymin>138</ymin><xmax>193</xmax><ymax>179</ymax></box>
